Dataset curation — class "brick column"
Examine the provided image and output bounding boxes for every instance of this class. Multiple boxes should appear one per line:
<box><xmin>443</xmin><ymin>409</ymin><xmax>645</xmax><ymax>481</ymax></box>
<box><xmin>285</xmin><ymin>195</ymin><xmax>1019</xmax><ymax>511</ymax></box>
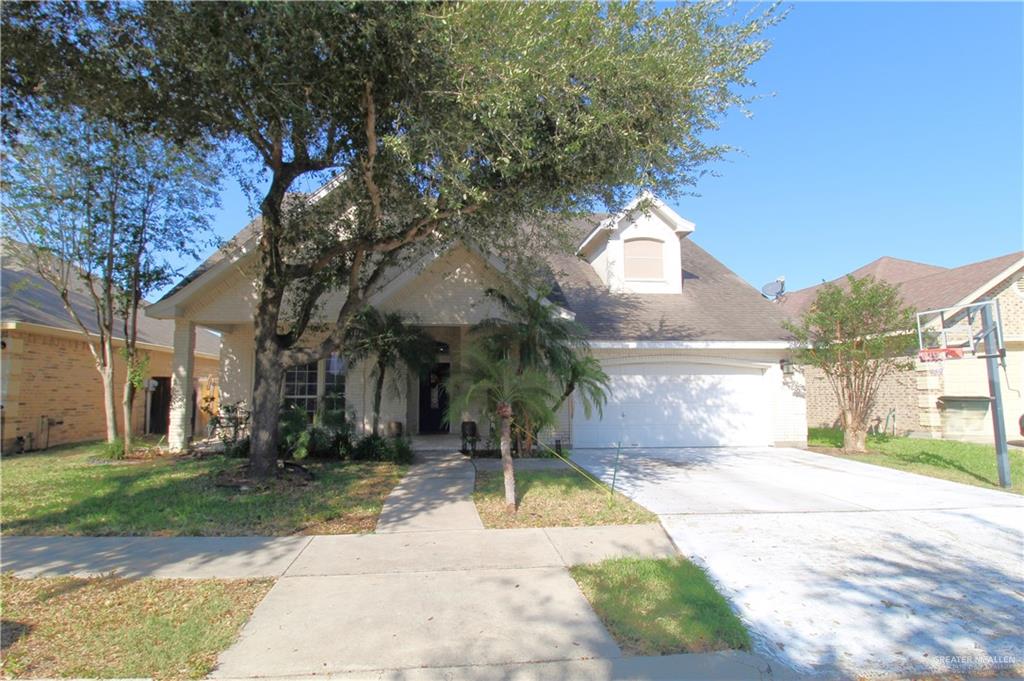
<box><xmin>168</xmin><ymin>319</ymin><xmax>195</xmax><ymax>452</ymax></box>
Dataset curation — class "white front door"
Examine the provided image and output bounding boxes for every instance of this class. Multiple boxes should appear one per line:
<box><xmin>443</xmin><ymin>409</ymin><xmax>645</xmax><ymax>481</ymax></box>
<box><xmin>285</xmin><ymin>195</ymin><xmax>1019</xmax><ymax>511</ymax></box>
<box><xmin>573</xmin><ymin>361</ymin><xmax>771</xmax><ymax>448</ymax></box>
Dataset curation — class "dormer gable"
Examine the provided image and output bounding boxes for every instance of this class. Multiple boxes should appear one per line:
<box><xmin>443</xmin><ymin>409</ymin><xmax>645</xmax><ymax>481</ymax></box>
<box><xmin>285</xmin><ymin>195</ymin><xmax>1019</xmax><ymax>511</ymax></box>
<box><xmin>576</xmin><ymin>193</ymin><xmax>695</xmax><ymax>294</ymax></box>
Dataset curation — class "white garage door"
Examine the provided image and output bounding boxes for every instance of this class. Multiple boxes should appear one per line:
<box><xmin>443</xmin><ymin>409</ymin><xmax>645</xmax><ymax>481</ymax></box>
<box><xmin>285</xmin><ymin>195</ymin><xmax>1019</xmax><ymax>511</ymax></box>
<box><xmin>573</xmin><ymin>361</ymin><xmax>772</xmax><ymax>448</ymax></box>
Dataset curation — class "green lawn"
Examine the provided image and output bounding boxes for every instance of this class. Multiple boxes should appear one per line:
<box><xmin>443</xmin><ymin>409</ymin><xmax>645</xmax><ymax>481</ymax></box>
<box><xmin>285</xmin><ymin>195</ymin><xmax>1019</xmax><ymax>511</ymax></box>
<box><xmin>571</xmin><ymin>557</ymin><xmax>750</xmax><ymax>656</ymax></box>
<box><xmin>808</xmin><ymin>427</ymin><xmax>1023</xmax><ymax>494</ymax></box>
<box><xmin>474</xmin><ymin>470</ymin><xmax>656</xmax><ymax>529</ymax></box>
<box><xmin>1</xmin><ymin>441</ymin><xmax>405</xmax><ymax>536</ymax></box>
<box><xmin>0</xmin><ymin>573</ymin><xmax>271</xmax><ymax>679</ymax></box>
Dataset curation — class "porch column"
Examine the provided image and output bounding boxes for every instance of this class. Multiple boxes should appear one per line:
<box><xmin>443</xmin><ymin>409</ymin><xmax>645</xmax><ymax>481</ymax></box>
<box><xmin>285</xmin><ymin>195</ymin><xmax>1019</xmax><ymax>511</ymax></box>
<box><xmin>168</xmin><ymin>318</ymin><xmax>195</xmax><ymax>452</ymax></box>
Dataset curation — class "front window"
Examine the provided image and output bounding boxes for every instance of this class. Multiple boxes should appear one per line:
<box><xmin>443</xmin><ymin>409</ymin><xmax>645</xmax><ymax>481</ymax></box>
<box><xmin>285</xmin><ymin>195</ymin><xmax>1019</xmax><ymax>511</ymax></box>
<box><xmin>283</xmin><ymin>353</ymin><xmax>346</xmax><ymax>421</ymax></box>
<box><xmin>623</xmin><ymin>238</ymin><xmax>664</xmax><ymax>280</ymax></box>
<box><xmin>323</xmin><ymin>354</ymin><xmax>346</xmax><ymax>413</ymax></box>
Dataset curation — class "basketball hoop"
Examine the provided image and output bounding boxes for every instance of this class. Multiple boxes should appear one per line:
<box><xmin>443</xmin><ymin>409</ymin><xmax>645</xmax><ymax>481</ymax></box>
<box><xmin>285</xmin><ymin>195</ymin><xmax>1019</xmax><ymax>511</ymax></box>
<box><xmin>917</xmin><ymin>347</ymin><xmax>964</xmax><ymax>362</ymax></box>
<box><xmin>916</xmin><ymin>299</ymin><xmax>1011</xmax><ymax>488</ymax></box>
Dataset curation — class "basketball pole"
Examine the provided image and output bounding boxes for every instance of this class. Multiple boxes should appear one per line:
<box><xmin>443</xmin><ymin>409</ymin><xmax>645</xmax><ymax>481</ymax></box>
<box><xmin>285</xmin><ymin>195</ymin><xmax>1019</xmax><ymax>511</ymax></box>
<box><xmin>979</xmin><ymin>303</ymin><xmax>1011</xmax><ymax>488</ymax></box>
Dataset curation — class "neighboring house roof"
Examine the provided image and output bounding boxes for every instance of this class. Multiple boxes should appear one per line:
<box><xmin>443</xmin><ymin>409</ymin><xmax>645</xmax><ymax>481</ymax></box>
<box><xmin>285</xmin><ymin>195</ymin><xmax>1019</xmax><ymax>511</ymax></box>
<box><xmin>779</xmin><ymin>251</ymin><xmax>1024</xmax><ymax>319</ymax></box>
<box><xmin>1</xmin><ymin>240</ymin><xmax>221</xmax><ymax>356</ymax></box>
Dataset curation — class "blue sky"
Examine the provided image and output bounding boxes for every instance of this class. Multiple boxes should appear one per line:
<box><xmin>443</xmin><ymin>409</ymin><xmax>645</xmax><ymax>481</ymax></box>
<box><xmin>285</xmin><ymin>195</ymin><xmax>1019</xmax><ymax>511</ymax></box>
<box><xmin>168</xmin><ymin>1</ymin><xmax>1023</xmax><ymax>298</ymax></box>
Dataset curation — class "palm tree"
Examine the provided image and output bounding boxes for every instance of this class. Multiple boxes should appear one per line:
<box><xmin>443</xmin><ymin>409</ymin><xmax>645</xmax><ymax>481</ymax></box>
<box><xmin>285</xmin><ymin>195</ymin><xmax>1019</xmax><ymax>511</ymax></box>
<box><xmin>475</xmin><ymin>287</ymin><xmax>610</xmax><ymax>451</ymax></box>
<box><xmin>447</xmin><ymin>345</ymin><xmax>555</xmax><ymax>513</ymax></box>
<box><xmin>345</xmin><ymin>307</ymin><xmax>436</xmax><ymax>436</ymax></box>
<box><xmin>553</xmin><ymin>354</ymin><xmax>609</xmax><ymax>419</ymax></box>
<box><xmin>475</xmin><ymin>287</ymin><xmax>585</xmax><ymax>375</ymax></box>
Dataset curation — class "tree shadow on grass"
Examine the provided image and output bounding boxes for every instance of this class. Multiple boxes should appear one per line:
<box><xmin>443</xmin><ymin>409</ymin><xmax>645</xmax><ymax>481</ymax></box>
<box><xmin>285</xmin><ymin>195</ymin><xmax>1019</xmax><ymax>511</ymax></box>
<box><xmin>0</xmin><ymin>621</ymin><xmax>32</xmax><ymax>652</ymax></box>
<box><xmin>881</xmin><ymin>448</ymin><xmax>1000</xmax><ymax>487</ymax></box>
<box><xmin>1</xmin><ymin>456</ymin><xmax>399</xmax><ymax>537</ymax></box>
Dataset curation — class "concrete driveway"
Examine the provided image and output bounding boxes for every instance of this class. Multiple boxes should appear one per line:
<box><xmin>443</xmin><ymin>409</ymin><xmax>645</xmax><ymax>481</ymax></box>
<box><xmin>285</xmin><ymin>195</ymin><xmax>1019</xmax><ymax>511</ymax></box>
<box><xmin>572</xmin><ymin>446</ymin><xmax>1024</xmax><ymax>679</ymax></box>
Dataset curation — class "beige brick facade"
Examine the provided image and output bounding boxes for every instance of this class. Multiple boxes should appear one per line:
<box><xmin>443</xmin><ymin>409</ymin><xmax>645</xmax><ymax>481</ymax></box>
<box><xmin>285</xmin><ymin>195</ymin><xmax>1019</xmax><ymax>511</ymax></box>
<box><xmin>804</xmin><ymin>267</ymin><xmax>1024</xmax><ymax>440</ymax></box>
<box><xmin>1</xmin><ymin>326</ymin><xmax>219</xmax><ymax>452</ymax></box>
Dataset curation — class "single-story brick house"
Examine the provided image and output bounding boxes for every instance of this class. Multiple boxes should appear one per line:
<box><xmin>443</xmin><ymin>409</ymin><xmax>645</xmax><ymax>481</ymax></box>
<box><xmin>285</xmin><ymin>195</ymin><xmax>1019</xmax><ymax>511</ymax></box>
<box><xmin>147</xmin><ymin>193</ymin><xmax>807</xmax><ymax>452</ymax></box>
<box><xmin>778</xmin><ymin>251</ymin><xmax>1024</xmax><ymax>441</ymax></box>
<box><xmin>1</xmin><ymin>239</ymin><xmax>221</xmax><ymax>452</ymax></box>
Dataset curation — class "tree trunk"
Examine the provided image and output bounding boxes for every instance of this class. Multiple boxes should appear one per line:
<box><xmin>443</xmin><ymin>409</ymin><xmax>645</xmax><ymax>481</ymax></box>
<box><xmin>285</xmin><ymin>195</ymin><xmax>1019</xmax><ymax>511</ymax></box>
<box><xmin>100</xmin><ymin>365</ymin><xmax>118</xmax><ymax>443</ymax></box>
<box><xmin>250</xmin><ymin>327</ymin><xmax>284</xmax><ymax>479</ymax></box>
<box><xmin>841</xmin><ymin>407</ymin><xmax>868</xmax><ymax>453</ymax></box>
<box><xmin>372</xmin><ymin>360</ymin><xmax>386</xmax><ymax>437</ymax></box>
<box><xmin>844</xmin><ymin>427</ymin><xmax>867</xmax><ymax>453</ymax></box>
<box><xmin>499</xmin><ymin>408</ymin><xmax>516</xmax><ymax>513</ymax></box>
<box><xmin>100</xmin><ymin>336</ymin><xmax>118</xmax><ymax>443</ymax></box>
<box><xmin>122</xmin><ymin>381</ymin><xmax>136</xmax><ymax>457</ymax></box>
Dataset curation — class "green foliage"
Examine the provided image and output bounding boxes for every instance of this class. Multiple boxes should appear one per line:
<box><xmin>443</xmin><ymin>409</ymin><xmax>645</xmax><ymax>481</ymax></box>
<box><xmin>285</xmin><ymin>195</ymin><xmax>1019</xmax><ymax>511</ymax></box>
<box><xmin>10</xmin><ymin>1</ymin><xmax>779</xmax><ymax>470</ymax></box>
<box><xmin>351</xmin><ymin>434</ymin><xmax>414</xmax><ymax>464</ymax></box>
<box><xmin>278</xmin><ymin>404</ymin><xmax>310</xmax><ymax>458</ymax></box>
<box><xmin>98</xmin><ymin>437</ymin><xmax>126</xmax><ymax>461</ymax></box>
<box><xmin>278</xmin><ymin>406</ymin><xmax>333</xmax><ymax>461</ymax></box>
<box><xmin>784</xmin><ymin>276</ymin><xmax>917</xmax><ymax>443</ymax></box>
<box><xmin>223</xmin><ymin>437</ymin><xmax>250</xmax><ymax>460</ymax></box>
<box><xmin>476</xmin><ymin>286</ymin><xmax>611</xmax><ymax>426</ymax></box>
<box><xmin>571</xmin><ymin>557</ymin><xmax>751</xmax><ymax>655</ymax></box>
<box><xmin>446</xmin><ymin>345</ymin><xmax>557</xmax><ymax>434</ymax></box>
<box><xmin>210</xmin><ymin>401</ymin><xmax>250</xmax><ymax>454</ymax></box>
<box><xmin>345</xmin><ymin>307</ymin><xmax>436</xmax><ymax>435</ymax></box>
<box><xmin>121</xmin><ymin>350</ymin><xmax>150</xmax><ymax>392</ymax></box>
<box><xmin>0</xmin><ymin>441</ymin><xmax>405</xmax><ymax>536</ymax></box>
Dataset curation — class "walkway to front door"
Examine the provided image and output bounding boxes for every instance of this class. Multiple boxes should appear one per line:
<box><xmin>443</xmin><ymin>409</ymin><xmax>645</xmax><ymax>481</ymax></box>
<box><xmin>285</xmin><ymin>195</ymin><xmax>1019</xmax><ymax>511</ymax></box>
<box><xmin>207</xmin><ymin>448</ymin><xmax>726</xmax><ymax>679</ymax></box>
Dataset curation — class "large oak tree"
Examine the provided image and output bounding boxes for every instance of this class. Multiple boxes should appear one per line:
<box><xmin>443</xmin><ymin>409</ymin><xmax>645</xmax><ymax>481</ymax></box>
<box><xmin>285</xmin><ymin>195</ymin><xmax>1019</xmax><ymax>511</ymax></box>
<box><xmin>6</xmin><ymin>2</ymin><xmax>779</xmax><ymax>477</ymax></box>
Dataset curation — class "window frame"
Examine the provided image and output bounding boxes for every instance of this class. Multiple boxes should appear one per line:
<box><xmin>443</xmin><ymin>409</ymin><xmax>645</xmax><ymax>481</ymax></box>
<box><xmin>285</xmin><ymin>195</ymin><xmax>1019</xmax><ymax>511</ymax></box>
<box><xmin>282</xmin><ymin>353</ymin><xmax>346</xmax><ymax>421</ymax></box>
<box><xmin>623</xmin><ymin>237</ymin><xmax>665</xmax><ymax>281</ymax></box>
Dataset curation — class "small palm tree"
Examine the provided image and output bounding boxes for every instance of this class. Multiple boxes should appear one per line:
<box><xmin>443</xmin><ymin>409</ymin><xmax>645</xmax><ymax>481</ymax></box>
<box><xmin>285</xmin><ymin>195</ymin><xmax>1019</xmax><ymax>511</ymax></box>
<box><xmin>553</xmin><ymin>354</ymin><xmax>609</xmax><ymax>419</ymax></box>
<box><xmin>475</xmin><ymin>286</ymin><xmax>610</xmax><ymax>452</ymax></box>
<box><xmin>447</xmin><ymin>345</ymin><xmax>555</xmax><ymax>513</ymax></box>
<box><xmin>475</xmin><ymin>287</ymin><xmax>585</xmax><ymax>375</ymax></box>
<box><xmin>345</xmin><ymin>307</ymin><xmax>436</xmax><ymax>436</ymax></box>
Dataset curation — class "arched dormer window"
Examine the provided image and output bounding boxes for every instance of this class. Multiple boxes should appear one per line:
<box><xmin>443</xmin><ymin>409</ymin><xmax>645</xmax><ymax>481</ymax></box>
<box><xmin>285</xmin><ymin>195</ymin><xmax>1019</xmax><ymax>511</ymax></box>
<box><xmin>623</xmin><ymin>238</ymin><xmax>664</xmax><ymax>280</ymax></box>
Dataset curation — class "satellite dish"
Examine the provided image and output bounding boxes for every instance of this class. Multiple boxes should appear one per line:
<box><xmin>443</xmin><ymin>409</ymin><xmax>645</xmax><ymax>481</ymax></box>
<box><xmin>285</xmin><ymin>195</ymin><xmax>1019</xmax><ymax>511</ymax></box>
<box><xmin>761</xmin><ymin>276</ymin><xmax>785</xmax><ymax>300</ymax></box>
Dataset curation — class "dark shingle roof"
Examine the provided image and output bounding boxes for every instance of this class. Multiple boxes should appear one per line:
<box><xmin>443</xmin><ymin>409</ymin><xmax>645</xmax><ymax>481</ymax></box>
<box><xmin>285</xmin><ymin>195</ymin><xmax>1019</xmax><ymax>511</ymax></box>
<box><xmin>1</xmin><ymin>240</ymin><xmax>221</xmax><ymax>356</ymax></box>
<box><xmin>778</xmin><ymin>251</ymin><xmax>1023</xmax><ymax>319</ymax></box>
<box><xmin>158</xmin><ymin>217</ymin><xmax>261</xmax><ymax>302</ymax></box>
<box><xmin>158</xmin><ymin>206</ymin><xmax>791</xmax><ymax>343</ymax></box>
<box><xmin>546</xmin><ymin>239</ymin><xmax>792</xmax><ymax>342</ymax></box>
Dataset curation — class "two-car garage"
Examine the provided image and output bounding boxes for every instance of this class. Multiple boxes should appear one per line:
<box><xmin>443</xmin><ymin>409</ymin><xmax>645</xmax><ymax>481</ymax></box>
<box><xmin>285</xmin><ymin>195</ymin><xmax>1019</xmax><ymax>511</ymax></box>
<box><xmin>572</xmin><ymin>359</ymin><xmax>774</xmax><ymax>448</ymax></box>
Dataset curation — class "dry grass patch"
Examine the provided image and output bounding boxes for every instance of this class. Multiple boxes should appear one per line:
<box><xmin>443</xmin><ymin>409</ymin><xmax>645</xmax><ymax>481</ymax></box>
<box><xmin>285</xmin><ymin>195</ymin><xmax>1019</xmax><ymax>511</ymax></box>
<box><xmin>474</xmin><ymin>470</ymin><xmax>655</xmax><ymax>528</ymax></box>
<box><xmin>571</xmin><ymin>557</ymin><xmax>749</xmax><ymax>656</ymax></box>
<box><xmin>0</xmin><ymin>573</ymin><xmax>272</xmax><ymax>679</ymax></box>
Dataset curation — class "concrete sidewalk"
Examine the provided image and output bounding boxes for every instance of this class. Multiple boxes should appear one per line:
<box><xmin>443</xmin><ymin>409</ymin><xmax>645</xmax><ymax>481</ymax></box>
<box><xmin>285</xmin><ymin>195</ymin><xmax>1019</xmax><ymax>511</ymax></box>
<box><xmin>1</xmin><ymin>449</ymin><xmax>789</xmax><ymax>680</ymax></box>
<box><xmin>375</xmin><ymin>450</ymin><xmax>484</xmax><ymax>532</ymax></box>
<box><xmin>0</xmin><ymin>525</ymin><xmax>676</xmax><ymax>578</ymax></box>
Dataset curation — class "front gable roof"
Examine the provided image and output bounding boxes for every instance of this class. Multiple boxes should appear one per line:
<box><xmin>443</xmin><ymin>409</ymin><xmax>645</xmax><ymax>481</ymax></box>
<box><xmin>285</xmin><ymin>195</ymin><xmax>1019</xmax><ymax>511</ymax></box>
<box><xmin>151</xmin><ymin>188</ymin><xmax>792</xmax><ymax>345</ymax></box>
<box><xmin>575</xmin><ymin>192</ymin><xmax>695</xmax><ymax>256</ymax></box>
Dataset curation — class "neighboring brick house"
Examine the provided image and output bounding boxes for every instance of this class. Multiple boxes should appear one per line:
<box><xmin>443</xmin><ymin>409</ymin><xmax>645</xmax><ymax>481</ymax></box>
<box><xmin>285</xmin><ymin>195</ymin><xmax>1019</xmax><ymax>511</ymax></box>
<box><xmin>779</xmin><ymin>252</ymin><xmax>1024</xmax><ymax>442</ymax></box>
<box><xmin>1</xmin><ymin>241</ymin><xmax>221</xmax><ymax>452</ymax></box>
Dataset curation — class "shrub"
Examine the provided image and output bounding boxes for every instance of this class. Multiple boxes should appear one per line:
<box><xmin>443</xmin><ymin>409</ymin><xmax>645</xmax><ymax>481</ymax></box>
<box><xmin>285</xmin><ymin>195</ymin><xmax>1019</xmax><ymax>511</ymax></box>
<box><xmin>279</xmin><ymin>404</ymin><xmax>310</xmax><ymax>458</ymax></box>
<box><xmin>351</xmin><ymin>433</ymin><xmax>388</xmax><ymax>461</ymax></box>
<box><xmin>224</xmin><ymin>437</ymin><xmax>250</xmax><ymax>459</ymax></box>
<box><xmin>98</xmin><ymin>438</ymin><xmax>125</xmax><ymax>461</ymax></box>
<box><xmin>390</xmin><ymin>436</ymin><xmax>414</xmax><ymax>464</ymax></box>
<box><xmin>293</xmin><ymin>426</ymin><xmax>335</xmax><ymax>461</ymax></box>
<box><xmin>351</xmin><ymin>434</ymin><xmax>414</xmax><ymax>464</ymax></box>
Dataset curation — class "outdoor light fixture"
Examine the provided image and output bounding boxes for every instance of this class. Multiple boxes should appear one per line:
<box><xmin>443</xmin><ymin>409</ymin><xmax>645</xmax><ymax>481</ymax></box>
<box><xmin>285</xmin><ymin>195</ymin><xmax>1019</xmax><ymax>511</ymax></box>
<box><xmin>780</xmin><ymin>359</ymin><xmax>795</xmax><ymax>376</ymax></box>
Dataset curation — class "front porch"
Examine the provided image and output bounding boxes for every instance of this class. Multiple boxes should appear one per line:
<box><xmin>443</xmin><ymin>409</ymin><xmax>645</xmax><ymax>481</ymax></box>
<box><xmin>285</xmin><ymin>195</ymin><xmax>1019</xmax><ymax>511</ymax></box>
<box><xmin>408</xmin><ymin>433</ymin><xmax>464</xmax><ymax>452</ymax></box>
